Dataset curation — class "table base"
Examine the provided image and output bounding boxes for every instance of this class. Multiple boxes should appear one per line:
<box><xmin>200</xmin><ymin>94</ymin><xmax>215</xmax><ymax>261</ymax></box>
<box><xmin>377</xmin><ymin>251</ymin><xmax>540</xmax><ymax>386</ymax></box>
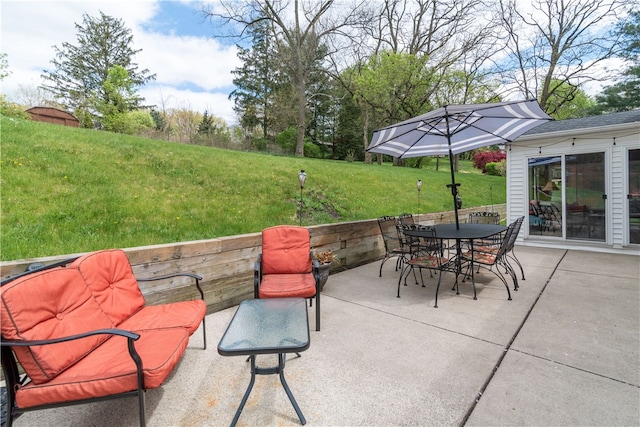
<box><xmin>230</xmin><ymin>354</ymin><xmax>306</xmax><ymax>427</ymax></box>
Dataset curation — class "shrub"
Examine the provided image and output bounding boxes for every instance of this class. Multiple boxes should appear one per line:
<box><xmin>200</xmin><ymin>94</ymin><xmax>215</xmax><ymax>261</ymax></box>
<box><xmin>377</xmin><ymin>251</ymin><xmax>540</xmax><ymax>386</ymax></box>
<box><xmin>304</xmin><ymin>142</ymin><xmax>321</xmax><ymax>158</ymax></box>
<box><xmin>127</xmin><ymin>110</ymin><xmax>155</xmax><ymax>134</ymax></box>
<box><xmin>275</xmin><ymin>126</ymin><xmax>297</xmax><ymax>154</ymax></box>
<box><xmin>0</xmin><ymin>96</ymin><xmax>30</xmax><ymax>120</ymax></box>
<box><xmin>473</xmin><ymin>150</ymin><xmax>506</xmax><ymax>173</ymax></box>
<box><xmin>485</xmin><ymin>160</ymin><xmax>507</xmax><ymax>176</ymax></box>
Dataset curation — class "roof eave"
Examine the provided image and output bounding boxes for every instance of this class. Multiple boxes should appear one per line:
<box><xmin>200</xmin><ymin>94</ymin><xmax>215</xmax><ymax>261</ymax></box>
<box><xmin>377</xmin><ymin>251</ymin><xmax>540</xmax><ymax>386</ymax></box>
<box><xmin>514</xmin><ymin>121</ymin><xmax>640</xmax><ymax>143</ymax></box>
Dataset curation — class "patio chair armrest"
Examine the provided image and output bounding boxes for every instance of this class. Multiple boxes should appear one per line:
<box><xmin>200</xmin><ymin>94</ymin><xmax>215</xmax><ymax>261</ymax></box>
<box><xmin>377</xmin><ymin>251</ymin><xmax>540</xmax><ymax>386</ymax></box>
<box><xmin>253</xmin><ymin>254</ymin><xmax>263</xmax><ymax>298</ymax></box>
<box><xmin>1</xmin><ymin>328</ymin><xmax>140</xmax><ymax>347</ymax></box>
<box><xmin>312</xmin><ymin>258</ymin><xmax>320</xmax><ymax>288</ymax></box>
<box><xmin>2</xmin><ymin>328</ymin><xmax>145</xmax><ymax>392</ymax></box>
<box><xmin>137</xmin><ymin>273</ymin><xmax>204</xmax><ymax>300</ymax></box>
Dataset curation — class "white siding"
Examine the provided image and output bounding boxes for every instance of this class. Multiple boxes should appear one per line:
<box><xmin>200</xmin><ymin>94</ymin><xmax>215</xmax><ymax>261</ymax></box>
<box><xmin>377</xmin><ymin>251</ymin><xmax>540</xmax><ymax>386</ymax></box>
<box><xmin>508</xmin><ymin>124</ymin><xmax>640</xmax><ymax>255</ymax></box>
<box><xmin>506</xmin><ymin>152</ymin><xmax>527</xmax><ymax>243</ymax></box>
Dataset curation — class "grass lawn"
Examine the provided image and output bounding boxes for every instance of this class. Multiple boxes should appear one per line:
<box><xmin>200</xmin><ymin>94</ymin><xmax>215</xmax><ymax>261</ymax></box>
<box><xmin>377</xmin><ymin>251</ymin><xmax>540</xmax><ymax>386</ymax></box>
<box><xmin>1</xmin><ymin>116</ymin><xmax>506</xmax><ymax>261</ymax></box>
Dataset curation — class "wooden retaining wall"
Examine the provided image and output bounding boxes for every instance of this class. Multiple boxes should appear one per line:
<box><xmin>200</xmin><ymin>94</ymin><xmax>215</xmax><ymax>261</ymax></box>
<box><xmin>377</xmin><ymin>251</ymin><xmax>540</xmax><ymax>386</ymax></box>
<box><xmin>0</xmin><ymin>205</ymin><xmax>505</xmax><ymax>314</ymax></box>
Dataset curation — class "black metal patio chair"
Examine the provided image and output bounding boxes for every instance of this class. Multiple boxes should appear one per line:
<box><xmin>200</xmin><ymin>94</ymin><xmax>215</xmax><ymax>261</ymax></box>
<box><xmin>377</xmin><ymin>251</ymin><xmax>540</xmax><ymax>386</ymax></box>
<box><xmin>397</xmin><ymin>225</ymin><xmax>452</xmax><ymax>308</ymax></box>
<box><xmin>377</xmin><ymin>216</ymin><xmax>405</xmax><ymax>277</ymax></box>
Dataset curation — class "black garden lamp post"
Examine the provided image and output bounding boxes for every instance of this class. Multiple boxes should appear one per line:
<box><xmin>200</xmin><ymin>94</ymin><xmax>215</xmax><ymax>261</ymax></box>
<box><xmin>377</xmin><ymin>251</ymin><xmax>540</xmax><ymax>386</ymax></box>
<box><xmin>417</xmin><ymin>179</ymin><xmax>423</xmax><ymax>223</ymax></box>
<box><xmin>298</xmin><ymin>170</ymin><xmax>307</xmax><ymax>225</ymax></box>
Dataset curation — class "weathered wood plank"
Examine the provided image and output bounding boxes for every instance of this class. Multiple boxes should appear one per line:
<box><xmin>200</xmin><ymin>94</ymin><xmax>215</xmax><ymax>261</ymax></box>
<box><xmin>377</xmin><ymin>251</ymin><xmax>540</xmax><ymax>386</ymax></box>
<box><xmin>0</xmin><ymin>207</ymin><xmax>505</xmax><ymax>312</ymax></box>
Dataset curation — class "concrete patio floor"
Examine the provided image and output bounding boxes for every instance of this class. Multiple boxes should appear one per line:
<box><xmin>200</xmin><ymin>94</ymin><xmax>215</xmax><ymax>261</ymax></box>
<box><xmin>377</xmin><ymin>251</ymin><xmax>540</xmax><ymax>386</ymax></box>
<box><xmin>8</xmin><ymin>247</ymin><xmax>640</xmax><ymax>426</ymax></box>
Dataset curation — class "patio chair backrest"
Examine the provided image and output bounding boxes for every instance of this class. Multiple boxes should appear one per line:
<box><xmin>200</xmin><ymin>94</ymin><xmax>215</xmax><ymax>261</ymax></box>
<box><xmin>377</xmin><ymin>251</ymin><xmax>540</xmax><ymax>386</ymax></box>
<box><xmin>377</xmin><ymin>216</ymin><xmax>401</xmax><ymax>252</ymax></box>
<box><xmin>505</xmin><ymin>216</ymin><xmax>525</xmax><ymax>252</ymax></box>
<box><xmin>261</xmin><ymin>225</ymin><xmax>312</xmax><ymax>275</ymax></box>
<box><xmin>398</xmin><ymin>213</ymin><xmax>415</xmax><ymax>226</ymax></box>
<box><xmin>399</xmin><ymin>224</ymin><xmax>441</xmax><ymax>255</ymax></box>
<box><xmin>469</xmin><ymin>211</ymin><xmax>500</xmax><ymax>224</ymax></box>
<box><xmin>495</xmin><ymin>219</ymin><xmax>521</xmax><ymax>260</ymax></box>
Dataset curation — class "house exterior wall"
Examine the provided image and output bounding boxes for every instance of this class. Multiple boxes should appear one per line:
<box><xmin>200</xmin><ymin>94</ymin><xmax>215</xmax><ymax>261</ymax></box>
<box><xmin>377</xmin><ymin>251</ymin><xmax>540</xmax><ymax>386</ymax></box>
<box><xmin>507</xmin><ymin>121</ymin><xmax>639</xmax><ymax>255</ymax></box>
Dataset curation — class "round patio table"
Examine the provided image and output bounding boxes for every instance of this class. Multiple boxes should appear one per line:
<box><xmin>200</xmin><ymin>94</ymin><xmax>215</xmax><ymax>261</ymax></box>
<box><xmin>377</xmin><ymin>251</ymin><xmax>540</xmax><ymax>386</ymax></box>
<box><xmin>402</xmin><ymin>223</ymin><xmax>507</xmax><ymax>302</ymax></box>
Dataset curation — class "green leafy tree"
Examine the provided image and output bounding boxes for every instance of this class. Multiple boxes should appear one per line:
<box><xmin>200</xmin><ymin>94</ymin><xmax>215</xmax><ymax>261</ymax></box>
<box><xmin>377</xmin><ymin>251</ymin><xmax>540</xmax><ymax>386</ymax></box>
<box><xmin>95</xmin><ymin>65</ymin><xmax>140</xmax><ymax>133</ymax></box>
<box><xmin>594</xmin><ymin>10</ymin><xmax>640</xmax><ymax>113</ymax></box>
<box><xmin>544</xmin><ymin>80</ymin><xmax>596</xmax><ymax>119</ymax></box>
<box><xmin>334</xmin><ymin>91</ymin><xmax>364</xmax><ymax>161</ymax></box>
<box><xmin>201</xmin><ymin>0</ymin><xmax>369</xmax><ymax>157</ymax></box>
<box><xmin>150</xmin><ymin>109</ymin><xmax>167</xmax><ymax>132</ymax></box>
<box><xmin>0</xmin><ymin>53</ymin><xmax>10</xmax><ymax>80</ymax></box>
<box><xmin>41</xmin><ymin>11</ymin><xmax>155</xmax><ymax>124</ymax></box>
<box><xmin>229</xmin><ymin>20</ymin><xmax>284</xmax><ymax>139</ymax></box>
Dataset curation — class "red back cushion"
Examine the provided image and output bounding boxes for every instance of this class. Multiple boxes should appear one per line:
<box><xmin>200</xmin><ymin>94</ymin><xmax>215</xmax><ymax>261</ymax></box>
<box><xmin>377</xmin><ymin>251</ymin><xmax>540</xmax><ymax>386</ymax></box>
<box><xmin>0</xmin><ymin>268</ymin><xmax>114</xmax><ymax>384</ymax></box>
<box><xmin>71</xmin><ymin>249</ymin><xmax>145</xmax><ymax>325</ymax></box>
<box><xmin>261</xmin><ymin>226</ymin><xmax>312</xmax><ymax>275</ymax></box>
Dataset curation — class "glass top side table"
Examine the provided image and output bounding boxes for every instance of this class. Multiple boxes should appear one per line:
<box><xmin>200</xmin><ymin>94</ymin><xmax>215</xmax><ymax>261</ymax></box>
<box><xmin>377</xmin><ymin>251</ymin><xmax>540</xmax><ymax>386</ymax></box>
<box><xmin>218</xmin><ymin>297</ymin><xmax>310</xmax><ymax>426</ymax></box>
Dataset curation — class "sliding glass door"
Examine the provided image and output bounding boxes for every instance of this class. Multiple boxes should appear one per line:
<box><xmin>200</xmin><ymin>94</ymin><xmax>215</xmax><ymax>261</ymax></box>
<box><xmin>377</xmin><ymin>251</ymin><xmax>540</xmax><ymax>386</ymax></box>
<box><xmin>629</xmin><ymin>149</ymin><xmax>640</xmax><ymax>244</ymax></box>
<box><xmin>528</xmin><ymin>152</ymin><xmax>606</xmax><ymax>241</ymax></box>
<box><xmin>566</xmin><ymin>153</ymin><xmax>606</xmax><ymax>241</ymax></box>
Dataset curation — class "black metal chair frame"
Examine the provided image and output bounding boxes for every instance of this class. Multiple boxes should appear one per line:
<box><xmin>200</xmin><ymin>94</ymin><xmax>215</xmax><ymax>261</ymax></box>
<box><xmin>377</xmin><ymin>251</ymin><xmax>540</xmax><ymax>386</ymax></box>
<box><xmin>396</xmin><ymin>225</ymin><xmax>452</xmax><ymax>308</ymax></box>
<box><xmin>468</xmin><ymin>211</ymin><xmax>500</xmax><ymax>225</ymax></box>
<box><xmin>505</xmin><ymin>216</ymin><xmax>526</xmax><ymax>280</ymax></box>
<box><xmin>460</xmin><ymin>221</ymin><xmax>518</xmax><ymax>302</ymax></box>
<box><xmin>377</xmin><ymin>216</ymin><xmax>405</xmax><ymax>277</ymax></box>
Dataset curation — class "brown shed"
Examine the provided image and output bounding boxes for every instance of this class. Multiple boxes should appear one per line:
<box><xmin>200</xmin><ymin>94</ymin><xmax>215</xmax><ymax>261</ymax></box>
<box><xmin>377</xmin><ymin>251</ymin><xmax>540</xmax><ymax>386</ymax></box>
<box><xmin>26</xmin><ymin>106</ymin><xmax>79</xmax><ymax>127</ymax></box>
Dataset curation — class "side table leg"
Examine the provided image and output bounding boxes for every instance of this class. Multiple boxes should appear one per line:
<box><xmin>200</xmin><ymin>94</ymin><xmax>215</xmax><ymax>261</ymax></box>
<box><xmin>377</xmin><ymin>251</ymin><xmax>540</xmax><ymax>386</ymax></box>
<box><xmin>230</xmin><ymin>355</ymin><xmax>257</xmax><ymax>427</ymax></box>
<box><xmin>278</xmin><ymin>353</ymin><xmax>307</xmax><ymax>425</ymax></box>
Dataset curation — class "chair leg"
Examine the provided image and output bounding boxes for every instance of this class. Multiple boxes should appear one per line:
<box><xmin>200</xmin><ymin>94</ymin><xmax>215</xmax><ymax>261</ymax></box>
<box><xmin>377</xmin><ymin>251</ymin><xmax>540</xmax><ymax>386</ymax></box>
<box><xmin>379</xmin><ymin>254</ymin><xmax>389</xmax><ymax>277</ymax></box>
<box><xmin>508</xmin><ymin>250</ymin><xmax>525</xmax><ymax>280</ymax></box>
<box><xmin>397</xmin><ymin>263</ymin><xmax>412</xmax><ymax>297</ymax></box>
<box><xmin>138</xmin><ymin>389</ymin><xmax>146</xmax><ymax>427</ymax></box>
<box><xmin>434</xmin><ymin>268</ymin><xmax>446</xmax><ymax>308</ymax></box>
<box><xmin>315</xmin><ymin>294</ymin><xmax>320</xmax><ymax>331</ymax></box>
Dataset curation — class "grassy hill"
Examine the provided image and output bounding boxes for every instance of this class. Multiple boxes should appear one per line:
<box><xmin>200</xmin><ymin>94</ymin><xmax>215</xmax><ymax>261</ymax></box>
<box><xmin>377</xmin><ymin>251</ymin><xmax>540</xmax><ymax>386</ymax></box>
<box><xmin>0</xmin><ymin>116</ymin><xmax>506</xmax><ymax>261</ymax></box>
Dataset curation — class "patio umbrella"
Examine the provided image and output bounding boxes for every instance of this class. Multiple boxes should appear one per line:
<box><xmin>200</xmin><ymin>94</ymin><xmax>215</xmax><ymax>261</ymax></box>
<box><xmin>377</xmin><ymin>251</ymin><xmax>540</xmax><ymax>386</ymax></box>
<box><xmin>366</xmin><ymin>99</ymin><xmax>552</xmax><ymax>228</ymax></box>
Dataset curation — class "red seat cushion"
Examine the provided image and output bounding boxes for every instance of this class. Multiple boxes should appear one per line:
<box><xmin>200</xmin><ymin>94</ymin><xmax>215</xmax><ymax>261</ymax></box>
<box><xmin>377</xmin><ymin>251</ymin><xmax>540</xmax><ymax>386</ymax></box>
<box><xmin>258</xmin><ymin>273</ymin><xmax>317</xmax><ymax>298</ymax></box>
<box><xmin>408</xmin><ymin>255</ymin><xmax>448</xmax><ymax>269</ymax></box>
<box><xmin>119</xmin><ymin>300</ymin><xmax>206</xmax><ymax>335</ymax></box>
<box><xmin>14</xmin><ymin>327</ymin><xmax>189</xmax><ymax>408</ymax></box>
<box><xmin>0</xmin><ymin>268</ymin><xmax>114</xmax><ymax>384</ymax></box>
<box><xmin>463</xmin><ymin>251</ymin><xmax>497</xmax><ymax>264</ymax></box>
<box><xmin>71</xmin><ymin>249</ymin><xmax>146</xmax><ymax>325</ymax></box>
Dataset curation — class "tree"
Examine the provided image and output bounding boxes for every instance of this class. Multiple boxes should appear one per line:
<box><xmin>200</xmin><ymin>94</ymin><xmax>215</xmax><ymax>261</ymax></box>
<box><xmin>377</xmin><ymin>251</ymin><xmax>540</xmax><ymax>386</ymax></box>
<box><xmin>494</xmin><ymin>0</ymin><xmax>630</xmax><ymax>115</ymax></box>
<box><xmin>198</xmin><ymin>110</ymin><xmax>215</xmax><ymax>135</ymax></box>
<box><xmin>594</xmin><ymin>10</ymin><xmax>640</xmax><ymax>112</ymax></box>
<box><xmin>95</xmin><ymin>65</ymin><xmax>140</xmax><ymax>132</ymax></box>
<box><xmin>41</xmin><ymin>11</ymin><xmax>155</xmax><ymax>125</ymax></box>
<box><xmin>229</xmin><ymin>19</ymin><xmax>284</xmax><ymax>139</ymax></box>
<box><xmin>201</xmin><ymin>0</ymin><xmax>370</xmax><ymax>157</ymax></box>
<box><xmin>544</xmin><ymin>80</ymin><xmax>596</xmax><ymax>119</ymax></box>
<box><xmin>0</xmin><ymin>53</ymin><xmax>10</xmax><ymax>81</ymax></box>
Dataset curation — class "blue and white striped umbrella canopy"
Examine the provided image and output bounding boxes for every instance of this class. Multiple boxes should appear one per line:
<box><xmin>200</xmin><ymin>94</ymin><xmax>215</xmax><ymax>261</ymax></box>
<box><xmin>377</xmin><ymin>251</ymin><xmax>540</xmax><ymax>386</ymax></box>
<box><xmin>367</xmin><ymin>100</ymin><xmax>552</xmax><ymax>158</ymax></box>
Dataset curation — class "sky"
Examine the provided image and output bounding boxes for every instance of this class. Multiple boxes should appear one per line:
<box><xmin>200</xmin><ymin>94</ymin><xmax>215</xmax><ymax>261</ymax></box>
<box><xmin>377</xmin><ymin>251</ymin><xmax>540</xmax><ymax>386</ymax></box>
<box><xmin>0</xmin><ymin>1</ymin><xmax>627</xmax><ymax>127</ymax></box>
<box><xmin>1</xmin><ymin>0</ymin><xmax>241</xmax><ymax>125</ymax></box>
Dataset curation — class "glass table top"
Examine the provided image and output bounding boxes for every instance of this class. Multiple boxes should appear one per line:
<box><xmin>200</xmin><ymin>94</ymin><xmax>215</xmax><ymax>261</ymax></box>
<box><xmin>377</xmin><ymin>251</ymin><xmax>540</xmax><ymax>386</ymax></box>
<box><xmin>218</xmin><ymin>298</ymin><xmax>310</xmax><ymax>356</ymax></box>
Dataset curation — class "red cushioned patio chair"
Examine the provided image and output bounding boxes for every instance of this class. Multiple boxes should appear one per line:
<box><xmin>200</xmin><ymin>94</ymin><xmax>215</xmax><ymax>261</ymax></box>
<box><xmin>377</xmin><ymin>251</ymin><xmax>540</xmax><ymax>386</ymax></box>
<box><xmin>254</xmin><ymin>225</ymin><xmax>320</xmax><ymax>331</ymax></box>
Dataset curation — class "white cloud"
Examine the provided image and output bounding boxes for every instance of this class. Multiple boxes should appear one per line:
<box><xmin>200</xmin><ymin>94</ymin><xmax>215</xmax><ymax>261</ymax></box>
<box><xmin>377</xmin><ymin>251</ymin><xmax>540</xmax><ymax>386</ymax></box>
<box><xmin>0</xmin><ymin>0</ymin><xmax>239</xmax><ymax>125</ymax></box>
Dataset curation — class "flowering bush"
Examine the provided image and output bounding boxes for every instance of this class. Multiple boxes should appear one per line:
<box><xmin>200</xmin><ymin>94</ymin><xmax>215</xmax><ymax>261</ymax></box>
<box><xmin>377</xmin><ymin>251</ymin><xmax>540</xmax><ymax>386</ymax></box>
<box><xmin>473</xmin><ymin>150</ymin><xmax>506</xmax><ymax>173</ymax></box>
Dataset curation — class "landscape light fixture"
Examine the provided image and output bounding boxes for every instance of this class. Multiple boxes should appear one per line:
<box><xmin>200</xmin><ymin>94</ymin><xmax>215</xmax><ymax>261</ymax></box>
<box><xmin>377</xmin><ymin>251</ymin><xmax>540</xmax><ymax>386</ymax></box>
<box><xmin>417</xmin><ymin>179</ymin><xmax>423</xmax><ymax>223</ymax></box>
<box><xmin>298</xmin><ymin>170</ymin><xmax>307</xmax><ymax>225</ymax></box>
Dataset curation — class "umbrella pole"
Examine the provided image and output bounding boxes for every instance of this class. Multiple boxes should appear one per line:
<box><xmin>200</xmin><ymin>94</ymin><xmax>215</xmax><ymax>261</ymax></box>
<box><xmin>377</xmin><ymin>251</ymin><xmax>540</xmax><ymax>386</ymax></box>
<box><xmin>447</xmin><ymin>180</ymin><xmax>461</xmax><ymax>229</ymax></box>
<box><xmin>446</xmin><ymin>144</ymin><xmax>461</xmax><ymax>229</ymax></box>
